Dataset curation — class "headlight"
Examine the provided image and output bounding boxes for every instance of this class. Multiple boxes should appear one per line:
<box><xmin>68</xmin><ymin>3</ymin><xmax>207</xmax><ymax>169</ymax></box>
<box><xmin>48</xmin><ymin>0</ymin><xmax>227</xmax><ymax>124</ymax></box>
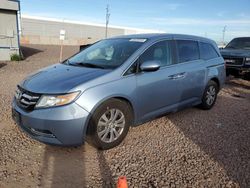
<box><xmin>14</xmin><ymin>87</ymin><xmax>21</xmax><ymax>100</ymax></box>
<box><xmin>35</xmin><ymin>91</ymin><xmax>80</xmax><ymax>108</ymax></box>
<box><xmin>246</xmin><ymin>57</ymin><xmax>250</xmax><ymax>64</ymax></box>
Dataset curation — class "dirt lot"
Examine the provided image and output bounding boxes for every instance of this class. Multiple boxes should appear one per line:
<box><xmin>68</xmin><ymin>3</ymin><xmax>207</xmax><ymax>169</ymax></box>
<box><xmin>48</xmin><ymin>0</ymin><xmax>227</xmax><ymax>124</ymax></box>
<box><xmin>0</xmin><ymin>45</ymin><xmax>250</xmax><ymax>188</ymax></box>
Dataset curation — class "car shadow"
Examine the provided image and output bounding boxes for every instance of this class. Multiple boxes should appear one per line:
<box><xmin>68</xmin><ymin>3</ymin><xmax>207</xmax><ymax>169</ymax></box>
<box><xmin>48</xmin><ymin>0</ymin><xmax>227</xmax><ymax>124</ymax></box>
<box><xmin>39</xmin><ymin>145</ymin><xmax>116</xmax><ymax>187</ymax></box>
<box><xmin>226</xmin><ymin>79</ymin><xmax>250</xmax><ymax>90</ymax></box>
<box><xmin>39</xmin><ymin>145</ymin><xmax>86</xmax><ymax>188</ymax></box>
<box><xmin>167</xmin><ymin>95</ymin><xmax>250</xmax><ymax>187</ymax></box>
<box><xmin>97</xmin><ymin>151</ymin><xmax>116</xmax><ymax>187</ymax></box>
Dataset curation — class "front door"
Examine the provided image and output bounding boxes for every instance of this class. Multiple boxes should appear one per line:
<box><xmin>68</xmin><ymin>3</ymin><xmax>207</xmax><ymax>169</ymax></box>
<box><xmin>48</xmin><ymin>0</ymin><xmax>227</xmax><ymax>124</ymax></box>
<box><xmin>136</xmin><ymin>40</ymin><xmax>182</xmax><ymax>119</ymax></box>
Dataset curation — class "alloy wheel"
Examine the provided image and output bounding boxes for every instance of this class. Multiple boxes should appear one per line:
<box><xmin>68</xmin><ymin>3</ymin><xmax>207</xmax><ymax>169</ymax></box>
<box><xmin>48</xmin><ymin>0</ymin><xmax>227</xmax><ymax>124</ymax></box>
<box><xmin>206</xmin><ymin>86</ymin><xmax>216</xmax><ymax>105</ymax></box>
<box><xmin>97</xmin><ymin>108</ymin><xmax>126</xmax><ymax>143</ymax></box>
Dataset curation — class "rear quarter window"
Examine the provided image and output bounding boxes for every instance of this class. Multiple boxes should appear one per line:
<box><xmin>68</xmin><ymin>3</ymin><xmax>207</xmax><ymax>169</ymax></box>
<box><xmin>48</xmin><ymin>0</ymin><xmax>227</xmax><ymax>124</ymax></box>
<box><xmin>200</xmin><ymin>42</ymin><xmax>219</xmax><ymax>60</ymax></box>
<box><xmin>177</xmin><ymin>40</ymin><xmax>199</xmax><ymax>63</ymax></box>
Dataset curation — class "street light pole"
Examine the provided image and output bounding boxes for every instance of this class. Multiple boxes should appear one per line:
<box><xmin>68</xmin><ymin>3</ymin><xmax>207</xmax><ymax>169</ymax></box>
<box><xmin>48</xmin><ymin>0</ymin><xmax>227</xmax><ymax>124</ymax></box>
<box><xmin>222</xmin><ymin>25</ymin><xmax>227</xmax><ymax>46</ymax></box>
<box><xmin>105</xmin><ymin>4</ymin><xmax>110</xmax><ymax>38</ymax></box>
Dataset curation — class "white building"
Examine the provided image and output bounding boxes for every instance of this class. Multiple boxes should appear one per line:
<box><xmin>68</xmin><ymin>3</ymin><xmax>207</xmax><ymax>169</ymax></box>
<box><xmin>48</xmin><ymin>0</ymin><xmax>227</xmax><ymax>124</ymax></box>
<box><xmin>0</xmin><ymin>0</ymin><xmax>20</xmax><ymax>61</ymax></box>
<box><xmin>20</xmin><ymin>15</ymin><xmax>164</xmax><ymax>46</ymax></box>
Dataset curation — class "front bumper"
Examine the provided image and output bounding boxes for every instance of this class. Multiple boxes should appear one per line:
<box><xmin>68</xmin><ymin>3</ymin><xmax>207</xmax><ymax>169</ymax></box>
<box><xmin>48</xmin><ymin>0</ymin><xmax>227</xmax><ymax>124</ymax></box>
<box><xmin>226</xmin><ymin>65</ymin><xmax>250</xmax><ymax>72</ymax></box>
<box><xmin>12</xmin><ymin>99</ymin><xmax>90</xmax><ymax>146</ymax></box>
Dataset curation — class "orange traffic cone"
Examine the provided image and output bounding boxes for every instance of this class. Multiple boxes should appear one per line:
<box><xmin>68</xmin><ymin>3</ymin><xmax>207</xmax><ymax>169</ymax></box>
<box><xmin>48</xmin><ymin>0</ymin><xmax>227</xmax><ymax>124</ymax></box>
<box><xmin>117</xmin><ymin>176</ymin><xmax>128</xmax><ymax>188</ymax></box>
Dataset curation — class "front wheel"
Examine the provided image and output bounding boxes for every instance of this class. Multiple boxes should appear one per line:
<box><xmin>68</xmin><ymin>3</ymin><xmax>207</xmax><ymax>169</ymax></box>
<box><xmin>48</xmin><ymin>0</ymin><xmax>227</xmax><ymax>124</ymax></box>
<box><xmin>199</xmin><ymin>80</ymin><xmax>219</xmax><ymax>110</ymax></box>
<box><xmin>244</xmin><ymin>72</ymin><xmax>250</xmax><ymax>81</ymax></box>
<box><xmin>86</xmin><ymin>99</ymin><xmax>133</xmax><ymax>150</ymax></box>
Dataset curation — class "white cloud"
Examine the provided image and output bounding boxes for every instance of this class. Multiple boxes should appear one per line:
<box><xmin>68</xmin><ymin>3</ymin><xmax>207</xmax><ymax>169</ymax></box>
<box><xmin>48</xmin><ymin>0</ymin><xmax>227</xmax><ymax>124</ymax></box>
<box><xmin>150</xmin><ymin>17</ymin><xmax>250</xmax><ymax>26</ymax></box>
<box><xmin>21</xmin><ymin>11</ymin><xmax>104</xmax><ymax>24</ymax></box>
<box><xmin>217</xmin><ymin>11</ymin><xmax>226</xmax><ymax>17</ymax></box>
<box><xmin>227</xmin><ymin>30</ymin><xmax>250</xmax><ymax>37</ymax></box>
<box><xmin>238</xmin><ymin>12</ymin><xmax>250</xmax><ymax>18</ymax></box>
<box><xmin>164</xmin><ymin>3</ymin><xmax>183</xmax><ymax>10</ymax></box>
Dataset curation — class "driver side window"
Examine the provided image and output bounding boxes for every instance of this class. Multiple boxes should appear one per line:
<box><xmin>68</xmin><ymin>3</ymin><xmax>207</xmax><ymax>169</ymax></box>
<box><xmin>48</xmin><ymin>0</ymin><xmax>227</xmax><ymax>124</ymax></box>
<box><xmin>124</xmin><ymin>40</ymin><xmax>173</xmax><ymax>76</ymax></box>
<box><xmin>139</xmin><ymin>40</ymin><xmax>172</xmax><ymax>67</ymax></box>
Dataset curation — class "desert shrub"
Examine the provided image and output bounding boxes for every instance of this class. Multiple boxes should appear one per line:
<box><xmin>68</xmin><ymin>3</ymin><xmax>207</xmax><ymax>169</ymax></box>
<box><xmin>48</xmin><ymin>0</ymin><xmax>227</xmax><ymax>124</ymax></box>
<box><xmin>10</xmin><ymin>53</ymin><xmax>22</xmax><ymax>61</ymax></box>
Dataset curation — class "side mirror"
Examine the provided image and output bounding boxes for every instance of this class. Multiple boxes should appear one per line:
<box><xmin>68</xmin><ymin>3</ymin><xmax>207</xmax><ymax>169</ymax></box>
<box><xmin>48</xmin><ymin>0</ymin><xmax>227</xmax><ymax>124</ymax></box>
<box><xmin>140</xmin><ymin>60</ymin><xmax>161</xmax><ymax>72</ymax></box>
<box><xmin>79</xmin><ymin>44</ymin><xmax>92</xmax><ymax>51</ymax></box>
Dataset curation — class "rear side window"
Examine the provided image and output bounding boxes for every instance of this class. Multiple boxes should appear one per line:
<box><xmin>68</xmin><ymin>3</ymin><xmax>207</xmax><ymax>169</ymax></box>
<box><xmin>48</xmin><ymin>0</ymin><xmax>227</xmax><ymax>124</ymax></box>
<box><xmin>200</xmin><ymin>42</ymin><xmax>219</xmax><ymax>60</ymax></box>
<box><xmin>177</xmin><ymin>40</ymin><xmax>199</xmax><ymax>63</ymax></box>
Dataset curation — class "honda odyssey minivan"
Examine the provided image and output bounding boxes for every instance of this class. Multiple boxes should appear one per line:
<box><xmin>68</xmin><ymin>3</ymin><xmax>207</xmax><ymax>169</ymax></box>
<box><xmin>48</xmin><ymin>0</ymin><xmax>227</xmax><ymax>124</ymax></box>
<box><xmin>12</xmin><ymin>34</ymin><xmax>225</xmax><ymax>149</ymax></box>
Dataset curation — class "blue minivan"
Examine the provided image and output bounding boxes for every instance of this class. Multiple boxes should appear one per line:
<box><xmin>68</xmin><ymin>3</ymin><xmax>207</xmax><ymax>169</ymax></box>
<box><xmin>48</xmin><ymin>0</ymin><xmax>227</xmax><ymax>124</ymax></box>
<box><xmin>12</xmin><ymin>34</ymin><xmax>225</xmax><ymax>149</ymax></box>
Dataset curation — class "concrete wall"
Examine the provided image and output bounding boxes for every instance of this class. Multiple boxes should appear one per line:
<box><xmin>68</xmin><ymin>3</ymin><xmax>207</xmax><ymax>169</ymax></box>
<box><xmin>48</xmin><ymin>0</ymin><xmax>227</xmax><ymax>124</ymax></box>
<box><xmin>21</xmin><ymin>17</ymin><xmax>124</xmax><ymax>45</ymax></box>
<box><xmin>0</xmin><ymin>0</ymin><xmax>19</xmax><ymax>11</ymax></box>
<box><xmin>20</xmin><ymin>16</ymin><xmax>160</xmax><ymax>46</ymax></box>
<box><xmin>0</xmin><ymin>7</ymin><xmax>19</xmax><ymax>61</ymax></box>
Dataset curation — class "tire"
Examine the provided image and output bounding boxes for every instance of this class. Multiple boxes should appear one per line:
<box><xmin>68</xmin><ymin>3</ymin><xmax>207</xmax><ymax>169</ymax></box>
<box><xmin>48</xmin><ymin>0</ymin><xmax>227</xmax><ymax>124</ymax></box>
<box><xmin>86</xmin><ymin>99</ymin><xmax>133</xmax><ymax>150</ymax></box>
<box><xmin>231</xmin><ymin>69</ymin><xmax>240</xmax><ymax>78</ymax></box>
<box><xmin>244</xmin><ymin>72</ymin><xmax>250</xmax><ymax>81</ymax></box>
<box><xmin>199</xmin><ymin>80</ymin><xmax>219</xmax><ymax>110</ymax></box>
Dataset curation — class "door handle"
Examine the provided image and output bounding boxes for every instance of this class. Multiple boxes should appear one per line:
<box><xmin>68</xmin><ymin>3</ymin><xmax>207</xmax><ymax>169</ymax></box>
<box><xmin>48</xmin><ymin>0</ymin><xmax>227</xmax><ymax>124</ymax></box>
<box><xmin>168</xmin><ymin>72</ymin><xmax>186</xmax><ymax>80</ymax></box>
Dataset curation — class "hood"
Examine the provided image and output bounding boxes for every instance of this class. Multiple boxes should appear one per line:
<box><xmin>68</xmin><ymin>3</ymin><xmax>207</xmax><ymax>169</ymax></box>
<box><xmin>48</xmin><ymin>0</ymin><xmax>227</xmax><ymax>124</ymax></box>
<box><xmin>19</xmin><ymin>63</ymin><xmax>111</xmax><ymax>94</ymax></box>
<box><xmin>220</xmin><ymin>48</ymin><xmax>250</xmax><ymax>57</ymax></box>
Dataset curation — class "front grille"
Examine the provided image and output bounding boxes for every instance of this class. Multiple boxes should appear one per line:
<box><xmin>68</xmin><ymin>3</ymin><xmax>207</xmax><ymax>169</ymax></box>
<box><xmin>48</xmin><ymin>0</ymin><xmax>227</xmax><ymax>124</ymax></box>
<box><xmin>223</xmin><ymin>56</ymin><xmax>244</xmax><ymax>66</ymax></box>
<box><xmin>15</xmin><ymin>86</ymin><xmax>40</xmax><ymax>111</ymax></box>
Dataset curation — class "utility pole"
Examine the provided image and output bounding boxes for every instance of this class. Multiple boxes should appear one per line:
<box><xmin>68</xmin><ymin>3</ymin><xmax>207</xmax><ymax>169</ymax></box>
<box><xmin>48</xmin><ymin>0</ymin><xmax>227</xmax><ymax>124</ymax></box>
<box><xmin>105</xmin><ymin>4</ymin><xmax>110</xmax><ymax>38</ymax></box>
<box><xmin>59</xmin><ymin>18</ymin><xmax>65</xmax><ymax>62</ymax></box>
<box><xmin>222</xmin><ymin>25</ymin><xmax>227</xmax><ymax>46</ymax></box>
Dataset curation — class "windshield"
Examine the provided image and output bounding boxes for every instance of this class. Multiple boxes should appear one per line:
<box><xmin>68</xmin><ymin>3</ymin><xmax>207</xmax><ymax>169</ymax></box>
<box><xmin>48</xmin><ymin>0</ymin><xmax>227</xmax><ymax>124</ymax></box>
<box><xmin>225</xmin><ymin>38</ymin><xmax>250</xmax><ymax>50</ymax></box>
<box><xmin>66</xmin><ymin>38</ymin><xmax>146</xmax><ymax>69</ymax></box>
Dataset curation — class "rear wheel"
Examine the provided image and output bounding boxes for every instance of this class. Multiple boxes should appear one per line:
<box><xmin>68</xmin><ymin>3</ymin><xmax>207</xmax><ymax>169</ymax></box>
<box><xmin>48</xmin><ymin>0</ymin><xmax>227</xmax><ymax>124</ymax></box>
<box><xmin>86</xmin><ymin>99</ymin><xmax>133</xmax><ymax>150</ymax></box>
<box><xmin>199</xmin><ymin>80</ymin><xmax>219</xmax><ymax>110</ymax></box>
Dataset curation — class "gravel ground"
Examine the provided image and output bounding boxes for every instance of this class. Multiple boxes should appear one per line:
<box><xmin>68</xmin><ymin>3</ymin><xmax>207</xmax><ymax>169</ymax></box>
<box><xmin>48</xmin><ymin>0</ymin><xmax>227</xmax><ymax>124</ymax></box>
<box><xmin>0</xmin><ymin>45</ymin><xmax>249</xmax><ymax>188</ymax></box>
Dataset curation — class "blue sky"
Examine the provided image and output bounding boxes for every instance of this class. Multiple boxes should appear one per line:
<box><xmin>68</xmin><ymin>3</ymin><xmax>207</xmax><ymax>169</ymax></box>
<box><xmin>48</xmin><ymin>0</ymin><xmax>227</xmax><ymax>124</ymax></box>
<box><xmin>21</xmin><ymin>0</ymin><xmax>250</xmax><ymax>42</ymax></box>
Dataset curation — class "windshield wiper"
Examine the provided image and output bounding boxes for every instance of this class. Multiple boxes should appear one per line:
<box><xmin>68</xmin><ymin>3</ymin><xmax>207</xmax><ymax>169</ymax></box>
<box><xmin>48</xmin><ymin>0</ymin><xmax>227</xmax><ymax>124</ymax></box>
<box><xmin>61</xmin><ymin>59</ymin><xmax>70</xmax><ymax>64</ymax></box>
<box><xmin>226</xmin><ymin>46</ymin><xmax>236</xmax><ymax>49</ymax></box>
<box><xmin>69</xmin><ymin>62</ymin><xmax>104</xmax><ymax>69</ymax></box>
